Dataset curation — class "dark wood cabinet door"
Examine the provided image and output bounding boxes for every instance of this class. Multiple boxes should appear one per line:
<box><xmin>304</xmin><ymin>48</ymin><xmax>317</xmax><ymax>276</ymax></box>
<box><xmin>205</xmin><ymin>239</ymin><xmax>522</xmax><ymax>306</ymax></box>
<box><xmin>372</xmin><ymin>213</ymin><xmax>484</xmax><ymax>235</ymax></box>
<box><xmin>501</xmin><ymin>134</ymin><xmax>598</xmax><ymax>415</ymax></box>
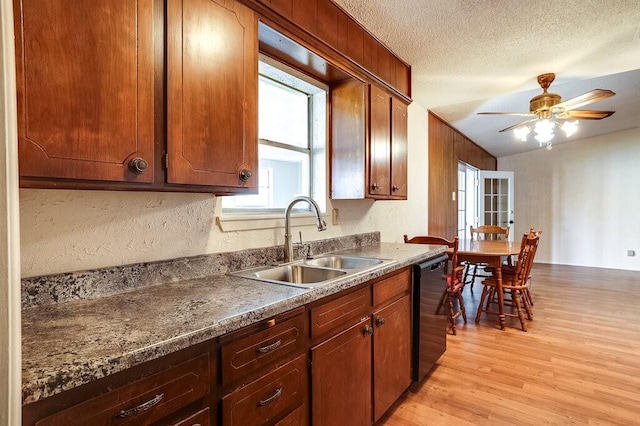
<box><xmin>167</xmin><ymin>0</ymin><xmax>258</xmax><ymax>188</ymax></box>
<box><xmin>391</xmin><ymin>98</ymin><xmax>408</xmax><ymax>198</ymax></box>
<box><xmin>311</xmin><ymin>317</ymin><xmax>372</xmax><ymax>426</ymax></box>
<box><xmin>14</xmin><ymin>0</ymin><xmax>155</xmax><ymax>183</ymax></box>
<box><xmin>373</xmin><ymin>295</ymin><xmax>412</xmax><ymax>422</ymax></box>
<box><xmin>368</xmin><ymin>84</ymin><xmax>391</xmax><ymax>197</ymax></box>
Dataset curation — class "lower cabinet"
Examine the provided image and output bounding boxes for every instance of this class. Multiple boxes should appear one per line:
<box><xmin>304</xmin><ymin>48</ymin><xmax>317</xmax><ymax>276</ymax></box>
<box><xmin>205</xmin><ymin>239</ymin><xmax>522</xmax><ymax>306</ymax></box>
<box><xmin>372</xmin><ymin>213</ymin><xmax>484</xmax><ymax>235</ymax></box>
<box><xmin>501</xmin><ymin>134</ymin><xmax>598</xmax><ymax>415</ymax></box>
<box><xmin>23</xmin><ymin>346</ymin><xmax>215</xmax><ymax>426</ymax></box>
<box><xmin>221</xmin><ymin>355</ymin><xmax>308</xmax><ymax>426</ymax></box>
<box><xmin>373</xmin><ymin>295</ymin><xmax>412</xmax><ymax>421</ymax></box>
<box><xmin>311</xmin><ymin>317</ymin><xmax>373</xmax><ymax>426</ymax></box>
<box><xmin>310</xmin><ymin>268</ymin><xmax>413</xmax><ymax>425</ymax></box>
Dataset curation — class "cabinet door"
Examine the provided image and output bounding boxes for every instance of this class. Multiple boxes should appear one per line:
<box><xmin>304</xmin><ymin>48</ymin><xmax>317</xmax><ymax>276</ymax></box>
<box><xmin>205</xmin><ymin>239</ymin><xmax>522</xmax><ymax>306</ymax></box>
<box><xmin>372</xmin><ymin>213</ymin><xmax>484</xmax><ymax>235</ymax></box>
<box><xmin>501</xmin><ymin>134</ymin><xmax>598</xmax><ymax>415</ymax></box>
<box><xmin>167</xmin><ymin>0</ymin><xmax>258</xmax><ymax>188</ymax></box>
<box><xmin>373</xmin><ymin>295</ymin><xmax>412</xmax><ymax>421</ymax></box>
<box><xmin>390</xmin><ymin>98</ymin><xmax>408</xmax><ymax>198</ymax></box>
<box><xmin>368</xmin><ymin>84</ymin><xmax>391</xmax><ymax>197</ymax></box>
<box><xmin>15</xmin><ymin>0</ymin><xmax>155</xmax><ymax>183</ymax></box>
<box><xmin>311</xmin><ymin>317</ymin><xmax>372</xmax><ymax>426</ymax></box>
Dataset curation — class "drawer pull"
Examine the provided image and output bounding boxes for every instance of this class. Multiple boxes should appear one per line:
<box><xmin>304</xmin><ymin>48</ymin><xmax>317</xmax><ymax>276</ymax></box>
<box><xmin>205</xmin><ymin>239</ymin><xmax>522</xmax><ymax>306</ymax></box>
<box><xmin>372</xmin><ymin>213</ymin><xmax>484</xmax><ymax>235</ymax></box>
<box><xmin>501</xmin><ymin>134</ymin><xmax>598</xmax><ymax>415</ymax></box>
<box><xmin>116</xmin><ymin>393</ymin><xmax>164</xmax><ymax>418</ymax></box>
<box><xmin>256</xmin><ymin>339</ymin><xmax>282</xmax><ymax>354</ymax></box>
<box><xmin>257</xmin><ymin>387</ymin><xmax>282</xmax><ymax>407</ymax></box>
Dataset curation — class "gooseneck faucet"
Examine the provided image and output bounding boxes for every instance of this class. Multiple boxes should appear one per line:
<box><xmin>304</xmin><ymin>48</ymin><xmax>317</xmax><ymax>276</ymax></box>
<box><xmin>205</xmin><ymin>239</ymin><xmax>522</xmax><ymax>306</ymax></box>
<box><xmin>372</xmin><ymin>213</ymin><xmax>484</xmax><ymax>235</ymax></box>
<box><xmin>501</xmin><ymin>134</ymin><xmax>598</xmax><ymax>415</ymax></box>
<box><xmin>284</xmin><ymin>196</ymin><xmax>327</xmax><ymax>263</ymax></box>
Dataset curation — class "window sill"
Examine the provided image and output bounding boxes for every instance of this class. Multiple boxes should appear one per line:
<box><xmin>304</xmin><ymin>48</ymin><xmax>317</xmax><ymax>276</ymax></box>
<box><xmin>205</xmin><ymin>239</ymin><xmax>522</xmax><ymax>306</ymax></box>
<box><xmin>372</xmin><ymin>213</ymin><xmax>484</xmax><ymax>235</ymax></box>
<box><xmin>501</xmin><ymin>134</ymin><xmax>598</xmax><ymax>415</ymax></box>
<box><xmin>216</xmin><ymin>212</ymin><xmax>329</xmax><ymax>232</ymax></box>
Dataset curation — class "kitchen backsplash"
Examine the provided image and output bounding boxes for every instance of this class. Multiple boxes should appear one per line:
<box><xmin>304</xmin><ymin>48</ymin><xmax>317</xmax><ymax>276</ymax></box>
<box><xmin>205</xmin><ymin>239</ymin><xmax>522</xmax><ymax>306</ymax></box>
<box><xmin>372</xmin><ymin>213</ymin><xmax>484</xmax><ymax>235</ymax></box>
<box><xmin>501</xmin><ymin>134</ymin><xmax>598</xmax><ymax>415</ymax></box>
<box><xmin>21</xmin><ymin>232</ymin><xmax>380</xmax><ymax>309</ymax></box>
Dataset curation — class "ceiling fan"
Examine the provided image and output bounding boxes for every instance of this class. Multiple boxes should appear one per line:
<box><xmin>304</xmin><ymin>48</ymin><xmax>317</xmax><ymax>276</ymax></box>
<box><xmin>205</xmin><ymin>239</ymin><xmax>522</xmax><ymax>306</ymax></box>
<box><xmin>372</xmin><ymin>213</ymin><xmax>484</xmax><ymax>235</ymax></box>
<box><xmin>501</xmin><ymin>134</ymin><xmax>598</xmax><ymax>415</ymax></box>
<box><xmin>478</xmin><ymin>73</ymin><xmax>616</xmax><ymax>147</ymax></box>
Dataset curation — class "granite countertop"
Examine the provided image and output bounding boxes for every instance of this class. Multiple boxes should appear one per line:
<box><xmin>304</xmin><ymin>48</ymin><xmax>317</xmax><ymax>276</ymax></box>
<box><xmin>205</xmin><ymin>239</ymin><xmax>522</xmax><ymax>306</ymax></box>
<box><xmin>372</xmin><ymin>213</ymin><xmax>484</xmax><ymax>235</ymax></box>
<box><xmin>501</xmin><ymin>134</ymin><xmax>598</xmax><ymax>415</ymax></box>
<box><xmin>22</xmin><ymin>242</ymin><xmax>446</xmax><ymax>405</ymax></box>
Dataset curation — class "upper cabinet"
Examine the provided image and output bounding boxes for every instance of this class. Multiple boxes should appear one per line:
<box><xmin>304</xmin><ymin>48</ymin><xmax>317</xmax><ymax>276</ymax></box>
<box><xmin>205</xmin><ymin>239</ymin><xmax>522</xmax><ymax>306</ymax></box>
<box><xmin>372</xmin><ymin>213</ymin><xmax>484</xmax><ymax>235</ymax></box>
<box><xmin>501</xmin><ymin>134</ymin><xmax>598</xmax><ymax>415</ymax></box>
<box><xmin>14</xmin><ymin>0</ymin><xmax>156</xmax><ymax>183</ymax></box>
<box><xmin>331</xmin><ymin>80</ymin><xmax>408</xmax><ymax>200</ymax></box>
<box><xmin>14</xmin><ymin>0</ymin><xmax>258</xmax><ymax>193</ymax></box>
<box><xmin>167</xmin><ymin>0</ymin><xmax>257</xmax><ymax>188</ymax></box>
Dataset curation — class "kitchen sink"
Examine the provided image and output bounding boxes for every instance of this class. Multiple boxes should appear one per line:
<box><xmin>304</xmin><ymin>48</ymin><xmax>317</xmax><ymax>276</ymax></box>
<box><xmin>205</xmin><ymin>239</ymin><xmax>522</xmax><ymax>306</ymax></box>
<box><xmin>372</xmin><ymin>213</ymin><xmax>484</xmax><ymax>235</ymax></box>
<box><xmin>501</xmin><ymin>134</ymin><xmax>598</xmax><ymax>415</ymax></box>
<box><xmin>230</xmin><ymin>254</ymin><xmax>395</xmax><ymax>288</ymax></box>
<box><xmin>231</xmin><ymin>264</ymin><xmax>347</xmax><ymax>288</ymax></box>
<box><xmin>304</xmin><ymin>255</ymin><xmax>384</xmax><ymax>270</ymax></box>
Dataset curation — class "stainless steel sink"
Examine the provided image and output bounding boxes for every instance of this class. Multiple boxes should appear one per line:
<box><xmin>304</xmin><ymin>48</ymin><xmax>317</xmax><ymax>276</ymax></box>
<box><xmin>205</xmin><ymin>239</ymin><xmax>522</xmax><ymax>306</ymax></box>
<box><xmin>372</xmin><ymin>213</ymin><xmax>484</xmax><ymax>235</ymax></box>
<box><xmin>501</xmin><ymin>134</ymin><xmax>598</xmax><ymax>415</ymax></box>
<box><xmin>231</xmin><ymin>264</ymin><xmax>347</xmax><ymax>288</ymax></box>
<box><xmin>304</xmin><ymin>255</ymin><xmax>384</xmax><ymax>270</ymax></box>
<box><xmin>230</xmin><ymin>254</ymin><xmax>395</xmax><ymax>289</ymax></box>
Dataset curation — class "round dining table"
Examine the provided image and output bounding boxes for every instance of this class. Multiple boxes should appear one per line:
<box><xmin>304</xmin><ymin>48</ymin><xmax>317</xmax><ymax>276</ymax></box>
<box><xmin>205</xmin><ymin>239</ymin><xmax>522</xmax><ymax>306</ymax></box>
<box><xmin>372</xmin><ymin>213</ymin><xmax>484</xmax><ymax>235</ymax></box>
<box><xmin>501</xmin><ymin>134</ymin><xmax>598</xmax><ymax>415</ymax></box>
<box><xmin>448</xmin><ymin>239</ymin><xmax>521</xmax><ymax>330</ymax></box>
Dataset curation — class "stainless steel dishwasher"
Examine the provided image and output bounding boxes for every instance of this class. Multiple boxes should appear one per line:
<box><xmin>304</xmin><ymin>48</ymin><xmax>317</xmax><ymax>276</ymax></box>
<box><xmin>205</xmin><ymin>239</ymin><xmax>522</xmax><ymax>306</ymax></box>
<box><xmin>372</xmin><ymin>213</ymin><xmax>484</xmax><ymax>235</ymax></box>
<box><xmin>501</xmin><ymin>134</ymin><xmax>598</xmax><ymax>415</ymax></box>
<box><xmin>411</xmin><ymin>254</ymin><xmax>449</xmax><ymax>386</ymax></box>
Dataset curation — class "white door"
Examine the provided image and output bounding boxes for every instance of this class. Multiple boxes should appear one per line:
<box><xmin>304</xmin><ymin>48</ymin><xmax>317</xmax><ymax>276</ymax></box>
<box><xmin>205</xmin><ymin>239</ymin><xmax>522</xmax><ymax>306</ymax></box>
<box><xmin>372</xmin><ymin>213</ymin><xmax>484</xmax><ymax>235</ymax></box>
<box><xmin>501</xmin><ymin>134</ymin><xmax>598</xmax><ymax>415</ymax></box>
<box><xmin>478</xmin><ymin>171</ymin><xmax>514</xmax><ymax>240</ymax></box>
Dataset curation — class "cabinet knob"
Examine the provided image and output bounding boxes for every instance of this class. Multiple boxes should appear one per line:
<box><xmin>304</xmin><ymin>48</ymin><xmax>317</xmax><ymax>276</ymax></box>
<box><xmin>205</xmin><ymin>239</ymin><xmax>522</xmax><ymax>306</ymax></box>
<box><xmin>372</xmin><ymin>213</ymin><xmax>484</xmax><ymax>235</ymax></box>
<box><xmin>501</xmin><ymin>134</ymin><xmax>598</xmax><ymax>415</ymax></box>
<box><xmin>392</xmin><ymin>185</ymin><xmax>400</xmax><ymax>192</ymax></box>
<box><xmin>128</xmin><ymin>157</ymin><xmax>148</xmax><ymax>175</ymax></box>
<box><xmin>375</xmin><ymin>316</ymin><xmax>386</xmax><ymax>327</ymax></box>
<box><xmin>371</xmin><ymin>182</ymin><xmax>379</xmax><ymax>190</ymax></box>
<box><xmin>239</xmin><ymin>169</ymin><xmax>253</xmax><ymax>181</ymax></box>
<box><xmin>363</xmin><ymin>325</ymin><xmax>373</xmax><ymax>336</ymax></box>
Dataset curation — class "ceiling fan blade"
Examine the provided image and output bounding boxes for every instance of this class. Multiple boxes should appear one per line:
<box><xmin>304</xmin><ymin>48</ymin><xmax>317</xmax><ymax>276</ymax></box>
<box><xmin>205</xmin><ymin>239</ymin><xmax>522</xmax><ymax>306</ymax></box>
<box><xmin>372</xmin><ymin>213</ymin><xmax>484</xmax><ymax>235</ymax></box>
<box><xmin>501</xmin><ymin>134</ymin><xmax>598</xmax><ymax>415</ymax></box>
<box><xmin>478</xmin><ymin>112</ymin><xmax>536</xmax><ymax>117</ymax></box>
<box><xmin>555</xmin><ymin>110</ymin><xmax>616</xmax><ymax>120</ymax></box>
<box><xmin>552</xmin><ymin>89</ymin><xmax>615</xmax><ymax>112</ymax></box>
<box><xmin>499</xmin><ymin>118</ymin><xmax>539</xmax><ymax>132</ymax></box>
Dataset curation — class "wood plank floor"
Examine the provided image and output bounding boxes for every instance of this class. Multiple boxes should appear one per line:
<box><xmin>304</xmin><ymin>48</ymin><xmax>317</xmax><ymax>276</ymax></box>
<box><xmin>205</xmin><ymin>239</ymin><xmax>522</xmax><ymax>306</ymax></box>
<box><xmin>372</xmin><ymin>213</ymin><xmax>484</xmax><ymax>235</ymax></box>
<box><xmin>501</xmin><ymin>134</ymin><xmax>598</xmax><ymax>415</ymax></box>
<box><xmin>379</xmin><ymin>263</ymin><xmax>640</xmax><ymax>426</ymax></box>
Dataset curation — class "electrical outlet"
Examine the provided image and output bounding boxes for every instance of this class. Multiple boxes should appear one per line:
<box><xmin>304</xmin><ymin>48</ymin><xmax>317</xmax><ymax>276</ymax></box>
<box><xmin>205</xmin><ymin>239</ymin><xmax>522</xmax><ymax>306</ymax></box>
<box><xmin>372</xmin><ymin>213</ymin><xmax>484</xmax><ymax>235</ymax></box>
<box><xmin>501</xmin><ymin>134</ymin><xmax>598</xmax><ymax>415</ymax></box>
<box><xmin>332</xmin><ymin>208</ymin><xmax>339</xmax><ymax>225</ymax></box>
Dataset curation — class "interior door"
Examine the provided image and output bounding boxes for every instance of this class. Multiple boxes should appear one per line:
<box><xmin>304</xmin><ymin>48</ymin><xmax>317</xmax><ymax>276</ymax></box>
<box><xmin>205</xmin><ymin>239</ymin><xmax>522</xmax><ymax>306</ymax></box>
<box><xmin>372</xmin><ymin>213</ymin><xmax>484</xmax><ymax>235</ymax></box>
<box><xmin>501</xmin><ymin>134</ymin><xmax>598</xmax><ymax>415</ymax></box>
<box><xmin>478</xmin><ymin>171</ymin><xmax>514</xmax><ymax>239</ymax></box>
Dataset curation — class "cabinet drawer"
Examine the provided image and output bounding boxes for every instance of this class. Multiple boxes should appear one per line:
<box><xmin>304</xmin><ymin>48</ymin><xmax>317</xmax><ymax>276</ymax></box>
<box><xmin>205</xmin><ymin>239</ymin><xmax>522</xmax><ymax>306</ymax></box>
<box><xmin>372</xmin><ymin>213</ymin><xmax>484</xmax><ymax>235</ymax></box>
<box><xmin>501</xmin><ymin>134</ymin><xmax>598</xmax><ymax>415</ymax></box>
<box><xmin>373</xmin><ymin>268</ymin><xmax>411</xmax><ymax>306</ymax></box>
<box><xmin>36</xmin><ymin>354</ymin><xmax>209</xmax><ymax>425</ymax></box>
<box><xmin>275</xmin><ymin>404</ymin><xmax>306</xmax><ymax>426</ymax></box>
<box><xmin>221</xmin><ymin>313</ymin><xmax>305</xmax><ymax>386</ymax></box>
<box><xmin>222</xmin><ymin>354</ymin><xmax>307</xmax><ymax>426</ymax></box>
<box><xmin>172</xmin><ymin>407</ymin><xmax>210</xmax><ymax>426</ymax></box>
<box><xmin>310</xmin><ymin>286</ymin><xmax>371</xmax><ymax>338</ymax></box>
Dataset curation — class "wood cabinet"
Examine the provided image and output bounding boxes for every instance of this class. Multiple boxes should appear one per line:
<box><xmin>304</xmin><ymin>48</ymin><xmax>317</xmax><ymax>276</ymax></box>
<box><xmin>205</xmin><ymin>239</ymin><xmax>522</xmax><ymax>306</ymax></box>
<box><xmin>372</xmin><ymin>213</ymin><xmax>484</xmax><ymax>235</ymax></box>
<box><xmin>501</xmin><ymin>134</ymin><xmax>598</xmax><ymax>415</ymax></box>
<box><xmin>310</xmin><ymin>268</ymin><xmax>412</xmax><ymax>425</ymax></box>
<box><xmin>220</xmin><ymin>308</ymin><xmax>308</xmax><ymax>425</ymax></box>
<box><xmin>14</xmin><ymin>0</ymin><xmax>258</xmax><ymax>193</ymax></box>
<box><xmin>23</xmin><ymin>343</ymin><xmax>216</xmax><ymax>426</ymax></box>
<box><xmin>372</xmin><ymin>295</ymin><xmax>412</xmax><ymax>421</ymax></box>
<box><xmin>222</xmin><ymin>355</ymin><xmax>307</xmax><ymax>426</ymax></box>
<box><xmin>311</xmin><ymin>316</ymin><xmax>372</xmax><ymax>426</ymax></box>
<box><xmin>14</xmin><ymin>0</ymin><xmax>156</xmax><ymax>184</ymax></box>
<box><xmin>331</xmin><ymin>80</ymin><xmax>408</xmax><ymax>200</ymax></box>
<box><xmin>167</xmin><ymin>0</ymin><xmax>257</xmax><ymax>189</ymax></box>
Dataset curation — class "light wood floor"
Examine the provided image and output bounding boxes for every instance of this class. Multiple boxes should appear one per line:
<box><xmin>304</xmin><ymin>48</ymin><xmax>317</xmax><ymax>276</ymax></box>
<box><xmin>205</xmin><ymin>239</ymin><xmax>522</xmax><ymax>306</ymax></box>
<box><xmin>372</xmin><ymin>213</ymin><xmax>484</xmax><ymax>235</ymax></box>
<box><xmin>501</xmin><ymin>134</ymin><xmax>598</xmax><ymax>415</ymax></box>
<box><xmin>379</xmin><ymin>263</ymin><xmax>640</xmax><ymax>426</ymax></box>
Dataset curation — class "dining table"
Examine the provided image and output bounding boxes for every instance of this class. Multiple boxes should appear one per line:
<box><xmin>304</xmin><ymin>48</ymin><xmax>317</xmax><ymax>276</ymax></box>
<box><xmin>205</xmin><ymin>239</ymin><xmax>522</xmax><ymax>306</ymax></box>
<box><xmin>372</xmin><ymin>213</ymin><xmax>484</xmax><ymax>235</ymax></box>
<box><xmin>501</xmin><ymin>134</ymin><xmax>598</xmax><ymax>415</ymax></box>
<box><xmin>448</xmin><ymin>239</ymin><xmax>521</xmax><ymax>330</ymax></box>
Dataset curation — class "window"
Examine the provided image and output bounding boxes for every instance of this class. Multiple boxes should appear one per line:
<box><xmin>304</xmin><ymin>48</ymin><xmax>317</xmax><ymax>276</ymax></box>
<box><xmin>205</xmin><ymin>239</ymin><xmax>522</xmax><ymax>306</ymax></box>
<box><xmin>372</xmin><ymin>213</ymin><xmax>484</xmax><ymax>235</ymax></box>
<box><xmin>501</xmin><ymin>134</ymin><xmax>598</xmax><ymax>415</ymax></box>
<box><xmin>222</xmin><ymin>58</ymin><xmax>327</xmax><ymax>215</ymax></box>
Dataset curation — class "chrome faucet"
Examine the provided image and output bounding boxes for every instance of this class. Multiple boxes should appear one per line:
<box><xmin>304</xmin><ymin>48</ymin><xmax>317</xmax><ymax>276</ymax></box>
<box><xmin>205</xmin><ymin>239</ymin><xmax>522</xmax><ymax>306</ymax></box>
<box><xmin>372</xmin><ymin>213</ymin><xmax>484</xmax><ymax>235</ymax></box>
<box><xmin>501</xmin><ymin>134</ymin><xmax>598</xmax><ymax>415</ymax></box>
<box><xmin>284</xmin><ymin>196</ymin><xmax>327</xmax><ymax>263</ymax></box>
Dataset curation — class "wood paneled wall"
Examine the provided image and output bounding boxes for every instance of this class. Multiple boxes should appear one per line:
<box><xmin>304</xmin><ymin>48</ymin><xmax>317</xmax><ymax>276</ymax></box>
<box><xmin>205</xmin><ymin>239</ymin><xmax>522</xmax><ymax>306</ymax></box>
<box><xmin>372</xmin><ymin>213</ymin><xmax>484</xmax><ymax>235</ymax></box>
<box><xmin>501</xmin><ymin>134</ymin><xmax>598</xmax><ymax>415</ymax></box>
<box><xmin>427</xmin><ymin>112</ymin><xmax>496</xmax><ymax>239</ymax></box>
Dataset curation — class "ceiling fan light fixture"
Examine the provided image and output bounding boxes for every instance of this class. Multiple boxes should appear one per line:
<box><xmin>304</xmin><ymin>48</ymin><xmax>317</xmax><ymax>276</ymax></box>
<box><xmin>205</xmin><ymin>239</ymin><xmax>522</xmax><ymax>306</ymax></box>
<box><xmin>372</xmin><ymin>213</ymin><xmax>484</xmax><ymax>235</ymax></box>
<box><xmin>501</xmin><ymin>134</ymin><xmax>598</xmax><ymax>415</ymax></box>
<box><xmin>533</xmin><ymin>119</ymin><xmax>555</xmax><ymax>144</ymax></box>
<box><xmin>514</xmin><ymin>125</ymin><xmax>530</xmax><ymax>142</ymax></box>
<box><xmin>560</xmin><ymin>120</ymin><xmax>579</xmax><ymax>137</ymax></box>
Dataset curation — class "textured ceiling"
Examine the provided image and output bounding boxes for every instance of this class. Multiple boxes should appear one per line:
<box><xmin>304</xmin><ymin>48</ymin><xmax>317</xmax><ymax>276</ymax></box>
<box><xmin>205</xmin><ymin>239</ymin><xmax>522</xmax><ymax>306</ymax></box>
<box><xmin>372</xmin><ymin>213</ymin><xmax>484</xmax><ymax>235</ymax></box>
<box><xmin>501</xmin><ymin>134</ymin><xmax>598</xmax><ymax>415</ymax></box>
<box><xmin>333</xmin><ymin>0</ymin><xmax>640</xmax><ymax>157</ymax></box>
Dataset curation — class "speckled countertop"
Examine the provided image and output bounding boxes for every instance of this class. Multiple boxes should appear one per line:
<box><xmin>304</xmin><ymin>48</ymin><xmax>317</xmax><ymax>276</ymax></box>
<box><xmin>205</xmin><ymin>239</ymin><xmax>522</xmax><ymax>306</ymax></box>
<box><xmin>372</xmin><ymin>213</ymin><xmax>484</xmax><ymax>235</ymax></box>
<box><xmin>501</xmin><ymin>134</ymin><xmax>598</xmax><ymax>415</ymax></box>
<box><xmin>22</xmin><ymin>241</ymin><xmax>445</xmax><ymax>405</ymax></box>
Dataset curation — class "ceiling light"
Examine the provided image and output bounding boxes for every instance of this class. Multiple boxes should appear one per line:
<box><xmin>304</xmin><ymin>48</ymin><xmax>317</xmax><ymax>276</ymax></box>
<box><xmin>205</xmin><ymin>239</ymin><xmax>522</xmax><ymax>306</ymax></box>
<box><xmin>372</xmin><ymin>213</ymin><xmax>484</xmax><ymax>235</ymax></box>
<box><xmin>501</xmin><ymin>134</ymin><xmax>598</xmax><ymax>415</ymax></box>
<box><xmin>512</xmin><ymin>118</ymin><xmax>579</xmax><ymax>150</ymax></box>
<box><xmin>560</xmin><ymin>120</ymin><xmax>578</xmax><ymax>137</ymax></box>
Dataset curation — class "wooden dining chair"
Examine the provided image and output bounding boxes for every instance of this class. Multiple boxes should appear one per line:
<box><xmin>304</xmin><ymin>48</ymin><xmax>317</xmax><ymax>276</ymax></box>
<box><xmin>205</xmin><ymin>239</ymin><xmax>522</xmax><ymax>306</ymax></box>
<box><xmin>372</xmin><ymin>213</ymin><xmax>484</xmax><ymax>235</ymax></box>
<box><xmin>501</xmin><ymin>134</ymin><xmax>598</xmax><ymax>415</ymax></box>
<box><xmin>463</xmin><ymin>225</ymin><xmax>510</xmax><ymax>290</ymax></box>
<box><xmin>474</xmin><ymin>230</ymin><xmax>540</xmax><ymax>331</ymax></box>
<box><xmin>404</xmin><ymin>235</ymin><xmax>467</xmax><ymax>335</ymax></box>
<box><xmin>496</xmin><ymin>228</ymin><xmax>542</xmax><ymax>307</ymax></box>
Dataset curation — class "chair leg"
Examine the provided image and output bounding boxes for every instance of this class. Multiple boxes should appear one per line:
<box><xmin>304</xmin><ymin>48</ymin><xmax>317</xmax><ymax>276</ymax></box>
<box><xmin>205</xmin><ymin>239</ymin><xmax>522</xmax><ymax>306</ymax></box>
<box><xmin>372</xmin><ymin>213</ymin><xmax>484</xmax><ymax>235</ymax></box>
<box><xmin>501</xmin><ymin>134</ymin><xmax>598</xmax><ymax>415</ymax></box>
<box><xmin>521</xmin><ymin>289</ymin><xmax>533</xmax><ymax>320</ymax></box>
<box><xmin>475</xmin><ymin>284</ymin><xmax>490</xmax><ymax>323</ymax></box>
<box><xmin>512</xmin><ymin>289</ymin><xmax>527</xmax><ymax>332</ymax></box>
<box><xmin>446</xmin><ymin>292</ymin><xmax>457</xmax><ymax>335</ymax></box>
<box><xmin>457</xmin><ymin>290</ymin><xmax>467</xmax><ymax>324</ymax></box>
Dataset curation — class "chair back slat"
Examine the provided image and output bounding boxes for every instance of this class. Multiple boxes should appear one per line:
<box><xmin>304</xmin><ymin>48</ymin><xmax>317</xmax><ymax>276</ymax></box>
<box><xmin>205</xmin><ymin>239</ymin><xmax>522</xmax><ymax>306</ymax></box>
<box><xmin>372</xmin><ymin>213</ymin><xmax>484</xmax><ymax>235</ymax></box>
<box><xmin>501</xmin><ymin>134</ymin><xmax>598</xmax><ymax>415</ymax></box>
<box><xmin>470</xmin><ymin>225</ymin><xmax>509</xmax><ymax>241</ymax></box>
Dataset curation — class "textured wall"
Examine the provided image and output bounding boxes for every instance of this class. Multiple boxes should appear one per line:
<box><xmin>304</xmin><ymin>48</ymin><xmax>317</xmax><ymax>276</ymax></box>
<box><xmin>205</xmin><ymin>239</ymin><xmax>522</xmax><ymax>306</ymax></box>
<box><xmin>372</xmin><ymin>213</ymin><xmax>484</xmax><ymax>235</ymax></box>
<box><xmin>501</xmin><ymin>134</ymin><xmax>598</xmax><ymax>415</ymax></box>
<box><xmin>499</xmin><ymin>128</ymin><xmax>640</xmax><ymax>271</ymax></box>
<box><xmin>20</xmin><ymin>104</ymin><xmax>430</xmax><ymax>277</ymax></box>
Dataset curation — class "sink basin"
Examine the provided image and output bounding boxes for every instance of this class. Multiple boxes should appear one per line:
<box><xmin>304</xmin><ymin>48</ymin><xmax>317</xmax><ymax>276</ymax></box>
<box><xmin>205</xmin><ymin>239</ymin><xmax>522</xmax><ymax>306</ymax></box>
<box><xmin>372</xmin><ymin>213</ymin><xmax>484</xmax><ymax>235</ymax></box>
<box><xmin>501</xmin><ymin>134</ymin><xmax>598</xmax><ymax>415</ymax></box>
<box><xmin>230</xmin><ymin>254</ymin><xmax>395</xmax><ymax>289</ymax></box>
<box><xmin>304</xmin><ymin>255</ymin><xmax>384</xmax><ymax>270</ymax></box>
<box><xmin>232</xmin><ymin>264</ymin><xmax>347</xmax><ymax>288</ymax></box>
